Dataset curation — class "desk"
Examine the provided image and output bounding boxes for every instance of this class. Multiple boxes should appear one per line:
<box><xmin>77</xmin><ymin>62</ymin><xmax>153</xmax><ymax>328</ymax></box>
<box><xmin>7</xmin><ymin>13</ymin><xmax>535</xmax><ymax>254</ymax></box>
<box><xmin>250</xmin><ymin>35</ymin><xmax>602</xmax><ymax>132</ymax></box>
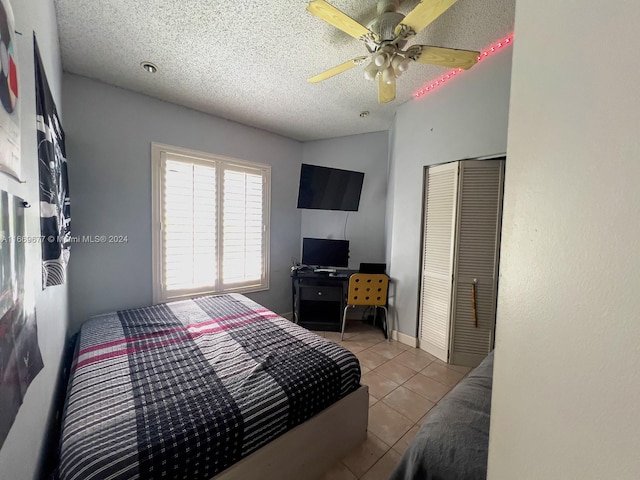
<box><xmin>291</xmin><ymin>270</ymin><xmax>357</xmax><ymax>331</ymax></box>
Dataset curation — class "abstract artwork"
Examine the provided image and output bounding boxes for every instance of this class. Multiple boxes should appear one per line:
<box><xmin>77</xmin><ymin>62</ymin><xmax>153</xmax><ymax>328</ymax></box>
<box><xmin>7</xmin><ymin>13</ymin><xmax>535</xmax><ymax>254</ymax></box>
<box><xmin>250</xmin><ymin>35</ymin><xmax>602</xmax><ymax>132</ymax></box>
<box><xmin>0</xmin><ymin>0</ymin><xmax>20</xmax><ymax>179</ymax></box>
<box><xmin>35</xmin><ymin>35</ymin><xmax>70</xmax><ymax>287</ymax></box>
<box><xmin>0</xmin><ymin>191</ymin><xmax>44</xmax><ymax>449</ymax></box>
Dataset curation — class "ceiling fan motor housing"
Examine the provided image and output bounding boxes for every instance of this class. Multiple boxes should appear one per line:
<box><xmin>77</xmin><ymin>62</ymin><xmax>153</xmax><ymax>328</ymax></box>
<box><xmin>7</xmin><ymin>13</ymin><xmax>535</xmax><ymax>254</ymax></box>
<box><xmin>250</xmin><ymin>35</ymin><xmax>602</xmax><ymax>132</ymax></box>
<box><xmin>368</xmin><ymin>12</ymin><xmax>406</xmax><ymax>42</ymax></box>
<box><xmin>377</xmin><ymin>0</ymin><xmax>399</xmax><ymax>15</ymax></box>
<box><xmin>368</xmin><ymin>0</ymin><xmax>407</xmax><ymax>49</ymax></box>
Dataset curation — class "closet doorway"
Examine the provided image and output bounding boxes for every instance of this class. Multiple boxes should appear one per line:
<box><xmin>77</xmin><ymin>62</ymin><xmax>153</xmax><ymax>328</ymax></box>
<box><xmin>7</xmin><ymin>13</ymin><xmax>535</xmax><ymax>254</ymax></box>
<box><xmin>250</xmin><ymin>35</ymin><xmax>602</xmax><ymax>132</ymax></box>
<box><xmin>418</xmin><ymin>157</ymin><xmax>505</xmax><ymax>367</ymax></box>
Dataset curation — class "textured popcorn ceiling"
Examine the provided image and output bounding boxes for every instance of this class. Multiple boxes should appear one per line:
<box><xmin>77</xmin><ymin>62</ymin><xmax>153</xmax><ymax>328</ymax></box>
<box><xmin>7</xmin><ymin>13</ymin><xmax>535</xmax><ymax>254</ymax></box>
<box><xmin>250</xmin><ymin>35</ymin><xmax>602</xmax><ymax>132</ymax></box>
<box><xmin>53</xmin><ymin>0</ymin><xmax>515</xmax><ymax>141</ymax></box>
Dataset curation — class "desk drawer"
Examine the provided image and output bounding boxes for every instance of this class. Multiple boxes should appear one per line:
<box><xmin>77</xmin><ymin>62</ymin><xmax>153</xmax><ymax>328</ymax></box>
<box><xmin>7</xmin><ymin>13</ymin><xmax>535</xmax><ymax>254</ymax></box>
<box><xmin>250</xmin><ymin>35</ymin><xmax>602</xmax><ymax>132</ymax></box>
<box><xmin>299</xmin><ymin>285</ymin><xmax>342</xmax><ymax>302</ymax></box>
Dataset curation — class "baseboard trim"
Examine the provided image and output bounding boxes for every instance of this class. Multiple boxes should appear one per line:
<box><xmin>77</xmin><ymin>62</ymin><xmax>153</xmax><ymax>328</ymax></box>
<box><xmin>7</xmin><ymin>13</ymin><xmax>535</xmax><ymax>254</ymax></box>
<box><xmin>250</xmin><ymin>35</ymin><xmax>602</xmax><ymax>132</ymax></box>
<box><xmin>391</xmin><ymin>330</ymin><xmax>419</xmax><ymax>348</ymax></box>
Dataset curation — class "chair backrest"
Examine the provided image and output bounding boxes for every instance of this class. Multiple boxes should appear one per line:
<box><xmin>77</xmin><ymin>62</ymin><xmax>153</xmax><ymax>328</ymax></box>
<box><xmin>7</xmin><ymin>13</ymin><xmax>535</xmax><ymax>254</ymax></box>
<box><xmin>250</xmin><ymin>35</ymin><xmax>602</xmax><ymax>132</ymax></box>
<box><xmin>358</xmin><ymin>263</ymin><xmax>387</xmax><ymax>274</ymax></box>
<box><xmin>347</xmin><ymin>273</ymin><xmax>389</xmax><ymax>306</ymax></box>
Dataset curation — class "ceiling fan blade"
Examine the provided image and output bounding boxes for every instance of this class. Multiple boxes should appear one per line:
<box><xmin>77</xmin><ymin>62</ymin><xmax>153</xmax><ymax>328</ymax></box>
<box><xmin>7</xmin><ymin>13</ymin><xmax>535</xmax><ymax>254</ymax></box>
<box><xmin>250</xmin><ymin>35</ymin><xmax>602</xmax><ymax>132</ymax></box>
<box><xmin>307</xmin><ymin>0</ymin><xmax>375</xmax><ymax>40</ymax></box>
<box><xmin>378</xmin><ymin>75</ymin><xmax>396</xmax><ymax>104</ymax></box>
<box><xmin>395</xmin><ymin>0</ymin><xmax>458</xmax><ymax>37</ymax></box>
<box><xmin>308</xmin><ymin>56</ymin><xmax>368</xmax><ymax>83</ymax></box>
<box><xmin>409</xmin><ymin>45</ymin><xmax>479</xmax><ymax>70</ymax></box>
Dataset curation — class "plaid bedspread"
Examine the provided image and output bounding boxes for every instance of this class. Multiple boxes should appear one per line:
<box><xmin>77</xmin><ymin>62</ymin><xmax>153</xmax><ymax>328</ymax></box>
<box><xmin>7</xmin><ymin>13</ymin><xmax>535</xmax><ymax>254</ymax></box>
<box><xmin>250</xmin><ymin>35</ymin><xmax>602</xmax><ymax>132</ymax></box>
<box><xmin>58</xmin><ymin>294</ymin><xmax>361</xmax><ymax>480</ymax></box>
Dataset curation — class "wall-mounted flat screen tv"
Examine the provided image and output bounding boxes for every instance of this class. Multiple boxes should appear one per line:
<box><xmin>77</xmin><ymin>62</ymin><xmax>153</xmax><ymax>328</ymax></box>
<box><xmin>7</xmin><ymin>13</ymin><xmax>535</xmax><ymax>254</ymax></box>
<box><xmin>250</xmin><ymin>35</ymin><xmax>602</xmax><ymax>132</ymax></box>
<box><xmin>302</xmin><ymin>238</ymin><xmax>349</xmax><ymax>268</ymax></box>
<box><xmin>297</xmin><ymin>164</ymin><xmax>365</xmax><ymax>211</ymax></box>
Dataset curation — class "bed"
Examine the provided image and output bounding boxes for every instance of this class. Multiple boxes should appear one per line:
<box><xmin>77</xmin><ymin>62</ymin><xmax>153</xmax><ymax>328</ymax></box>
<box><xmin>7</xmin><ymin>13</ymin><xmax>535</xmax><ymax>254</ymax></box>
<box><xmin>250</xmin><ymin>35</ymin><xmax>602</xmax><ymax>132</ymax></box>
<box><xmin>389</xmin><ymin>351</ymin><xmax>494</xmax><ymax>480</ymax></box>
<box><xmin>58</xmin><ymin>293</ymin><xmax>367</xmax><ymax>480</ymax></box>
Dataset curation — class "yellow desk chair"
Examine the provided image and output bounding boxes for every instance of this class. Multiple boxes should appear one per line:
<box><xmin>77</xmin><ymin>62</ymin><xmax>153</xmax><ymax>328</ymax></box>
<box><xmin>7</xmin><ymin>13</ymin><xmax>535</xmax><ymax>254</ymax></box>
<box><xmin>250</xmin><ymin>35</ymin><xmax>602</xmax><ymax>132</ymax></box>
<box><xmin>341</xmin><ymin>273</ymin><xmax>389</xmax><ymax>341</ymax></box>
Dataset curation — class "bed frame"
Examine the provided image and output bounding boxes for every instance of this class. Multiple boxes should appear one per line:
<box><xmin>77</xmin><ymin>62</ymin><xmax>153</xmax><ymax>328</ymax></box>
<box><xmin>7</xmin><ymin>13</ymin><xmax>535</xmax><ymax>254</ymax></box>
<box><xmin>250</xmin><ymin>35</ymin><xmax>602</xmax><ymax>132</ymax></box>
<box><xmin>213</xmin><ymin>385</ymin><xmax>369</xmax><ymax>480</ymax></box>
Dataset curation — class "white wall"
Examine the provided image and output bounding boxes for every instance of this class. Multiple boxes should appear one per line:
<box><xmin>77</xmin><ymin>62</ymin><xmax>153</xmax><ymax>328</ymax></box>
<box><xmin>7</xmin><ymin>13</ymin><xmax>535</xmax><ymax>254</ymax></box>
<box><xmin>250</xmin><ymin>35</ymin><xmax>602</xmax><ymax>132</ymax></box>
<box><xmin>387</xmin><ymin>47</ymin><xmax>512</xmax><ymax>336</ymax></box>
<box><xmin>488</xmin><ymin>2</ymin><xmax>640</xmax><ymax>478</ymax></box>
<box><xmin>63</xmin><ymin>74</ymin><xmax>302</xmax><ymax>333</ymax></box>
<box><xmin>301</xmin><ymin>131</ymin><xmax>389</xmax><ymax>269</ymax></box>
<box><xmin>0</xmin><ymin>1</ymin><xmax>69</xmax><ymax>479</ymax></box>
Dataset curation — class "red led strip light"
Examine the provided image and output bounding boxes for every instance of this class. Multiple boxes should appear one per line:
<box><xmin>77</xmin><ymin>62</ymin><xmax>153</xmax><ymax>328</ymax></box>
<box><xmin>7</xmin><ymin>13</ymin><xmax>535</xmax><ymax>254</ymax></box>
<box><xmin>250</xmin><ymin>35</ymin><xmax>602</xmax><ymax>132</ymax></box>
<box><xmin>413</xmin><ymin>33</ymin><xmax>514</xmax><ymax>99</ymax></box>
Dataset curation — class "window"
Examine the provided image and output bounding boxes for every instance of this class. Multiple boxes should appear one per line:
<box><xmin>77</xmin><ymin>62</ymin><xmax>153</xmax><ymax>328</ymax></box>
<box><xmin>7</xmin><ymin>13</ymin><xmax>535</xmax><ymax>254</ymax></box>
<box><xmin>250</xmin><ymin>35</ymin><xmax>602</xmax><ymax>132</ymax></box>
<box><xmin>152</xmin><ymin>143</ymin><xmax>270</xmax><ymax>303</ymax></box>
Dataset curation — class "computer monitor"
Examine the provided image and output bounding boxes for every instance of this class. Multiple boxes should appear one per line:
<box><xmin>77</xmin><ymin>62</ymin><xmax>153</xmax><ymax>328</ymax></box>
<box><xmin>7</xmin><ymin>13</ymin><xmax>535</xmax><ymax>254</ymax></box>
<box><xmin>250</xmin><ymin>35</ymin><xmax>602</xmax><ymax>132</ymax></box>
<box><xmin>302</xmin><ymin>238</ymin><xmax>349</xmax><ymax>268</ymax></box>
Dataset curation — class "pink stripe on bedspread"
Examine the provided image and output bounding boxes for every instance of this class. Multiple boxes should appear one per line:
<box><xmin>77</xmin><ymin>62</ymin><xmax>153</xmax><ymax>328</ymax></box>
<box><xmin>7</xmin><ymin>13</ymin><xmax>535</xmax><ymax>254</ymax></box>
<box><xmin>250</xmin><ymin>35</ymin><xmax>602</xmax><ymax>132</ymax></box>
<box><xmin>79</xmin><ymin>308</ymin><xmax>272</xmax><ymax>355</ymax></box>
<box><xmin>75</xmin><ymin>309</ymin><xmax>278</xmax><ymax>371</ymax></box>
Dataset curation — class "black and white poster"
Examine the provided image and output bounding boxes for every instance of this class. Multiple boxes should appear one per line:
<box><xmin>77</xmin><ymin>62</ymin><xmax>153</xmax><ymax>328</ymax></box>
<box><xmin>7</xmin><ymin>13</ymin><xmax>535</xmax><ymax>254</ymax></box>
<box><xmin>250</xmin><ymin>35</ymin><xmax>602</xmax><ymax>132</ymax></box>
<box><xmin>0</xmin><ymin>191</ymin><xmax>44</xmax><ymax>449</ymax></box>
<box><xmin>35</xmin><ymin>35</ymin><xmax>70</xmax><ymax>287</ymax></box>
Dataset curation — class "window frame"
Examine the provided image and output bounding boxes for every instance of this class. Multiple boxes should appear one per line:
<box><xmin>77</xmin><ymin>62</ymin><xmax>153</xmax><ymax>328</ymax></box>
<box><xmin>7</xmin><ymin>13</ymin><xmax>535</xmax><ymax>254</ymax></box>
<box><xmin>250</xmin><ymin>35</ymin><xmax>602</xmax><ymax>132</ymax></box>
<box><xmin>152</xmin><ymin>143</ymin><xmax>270</xmax><ymax>304</ymax></box>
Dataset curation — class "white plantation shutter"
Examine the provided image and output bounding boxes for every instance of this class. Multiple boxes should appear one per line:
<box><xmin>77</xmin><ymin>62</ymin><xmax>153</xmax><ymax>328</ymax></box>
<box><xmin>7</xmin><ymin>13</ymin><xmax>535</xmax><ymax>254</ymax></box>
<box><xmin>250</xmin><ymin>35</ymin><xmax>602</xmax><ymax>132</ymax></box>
<box><xmin>419</xmin><ymin>162</ymin><xmax>459</xmax><ymax>362</ymax></box>
<box><xmin>164</xmin><ymin>159</ymin><xmax>217</xmax><ymax>291</ymax></box>
<box><xmin>152</xmin><ymin>144</ymin><xmax>270</xmax><ymax>303</ymax></box>
<box><xmin>222</xmin><ymin>168</ymin><xmax>264</xmax><ymax>286</ymax></box>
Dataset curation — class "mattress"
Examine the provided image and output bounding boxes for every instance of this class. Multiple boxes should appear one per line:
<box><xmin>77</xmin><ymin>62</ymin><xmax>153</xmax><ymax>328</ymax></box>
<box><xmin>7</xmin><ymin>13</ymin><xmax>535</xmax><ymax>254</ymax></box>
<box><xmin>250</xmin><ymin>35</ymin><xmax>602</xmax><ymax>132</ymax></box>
<box><xmin>58</xmin><ymin>293</ymin><xmax>361</xmax><ymax>480</ymax></box>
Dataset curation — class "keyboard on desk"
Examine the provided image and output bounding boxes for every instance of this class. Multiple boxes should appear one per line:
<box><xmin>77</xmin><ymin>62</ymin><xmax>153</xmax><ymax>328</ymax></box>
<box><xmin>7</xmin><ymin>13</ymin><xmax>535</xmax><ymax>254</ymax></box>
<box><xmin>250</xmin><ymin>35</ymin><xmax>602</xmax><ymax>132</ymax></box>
<box><xmin>313</xmin><ymin>268</ymin><xmax>336</xmax><ymax>273</ymax></box>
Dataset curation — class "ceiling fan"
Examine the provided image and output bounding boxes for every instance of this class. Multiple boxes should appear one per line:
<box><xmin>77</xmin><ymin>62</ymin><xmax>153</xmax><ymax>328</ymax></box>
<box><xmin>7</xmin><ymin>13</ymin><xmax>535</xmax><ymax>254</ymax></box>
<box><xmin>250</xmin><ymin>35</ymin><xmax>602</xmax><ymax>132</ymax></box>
<box><xmin>307</xmin><ymin>0</ymin><xmax>479</xmax><ymax>103</ymax></box>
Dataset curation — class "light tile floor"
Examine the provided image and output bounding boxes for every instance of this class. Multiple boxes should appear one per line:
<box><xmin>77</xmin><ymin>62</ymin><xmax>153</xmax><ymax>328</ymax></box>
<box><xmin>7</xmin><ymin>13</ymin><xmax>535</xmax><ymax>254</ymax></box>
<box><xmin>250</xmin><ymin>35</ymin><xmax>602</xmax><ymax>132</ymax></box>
<box><xmin>313</xmin><ymin>321</ymin><xmax>472</xmax><ymax>480</ymax></box>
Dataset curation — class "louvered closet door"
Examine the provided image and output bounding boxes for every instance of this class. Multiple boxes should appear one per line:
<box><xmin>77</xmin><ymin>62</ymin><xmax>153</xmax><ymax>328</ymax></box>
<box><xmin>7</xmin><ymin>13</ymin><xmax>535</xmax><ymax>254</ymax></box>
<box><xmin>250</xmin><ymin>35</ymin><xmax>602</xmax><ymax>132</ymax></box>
<box><xmin>419</xmin><ymin>162</ymin><xmax>459</xmax><ymax>362</ymax></box>
<box><xmin>449</xmin><ymin>159</ymin><xmax>505</xmax><ymax>367</ymax></box>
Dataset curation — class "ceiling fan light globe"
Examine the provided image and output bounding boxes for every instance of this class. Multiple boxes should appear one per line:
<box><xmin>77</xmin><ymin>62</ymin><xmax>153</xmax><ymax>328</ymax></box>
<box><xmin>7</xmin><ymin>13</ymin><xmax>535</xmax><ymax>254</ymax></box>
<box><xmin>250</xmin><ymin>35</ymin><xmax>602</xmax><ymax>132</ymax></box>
<box><xmin>364</xmin><ymin>61</ymin><xmax>379</xmax><ymax>81</ymax></box>
<box><xmin>390</xmin><ymin>54</ymin><xmax>401</xmax><ymax>67</ymax></box>
<box><xmin>382</xmin><ymin>66</ymin><xmax>395</xmax><ymax>85</ymax></box>
<box><xmin>373</xmin><ymin>51</ymin><xmax>389</xmax><ymax>68</ymax></box>
<box><xmin>391</xmin><ymin>55</ymin><xmax>410</xmax><ymax>75</ymax></box>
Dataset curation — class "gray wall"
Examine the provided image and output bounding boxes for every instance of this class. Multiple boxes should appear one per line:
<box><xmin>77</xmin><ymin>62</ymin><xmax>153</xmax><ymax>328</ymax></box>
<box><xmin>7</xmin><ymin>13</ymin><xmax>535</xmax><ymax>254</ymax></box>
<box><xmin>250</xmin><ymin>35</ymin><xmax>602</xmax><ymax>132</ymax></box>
<box><xmin>0</xmin><ymin>1</ymin><xmax>69</xmax><ymax>479</ymax></box>
<box><xmin>386</xmin><ymin>46</ymin><xmax>512</xmax><ymax>337</ymax></box>
<box><xmin>488</xmin><ymin>1</ymin><xmax>640</xmax><ymax>477</ymax></box>
<box><xmin>63</xmin><ymin>74</ymin><xmax>302</xmax><ymax>332</ymax></box>
<box><xmin>301</xmin><ymin>131</ymin><xmax>389</xmax><ymax>269</ymax></box>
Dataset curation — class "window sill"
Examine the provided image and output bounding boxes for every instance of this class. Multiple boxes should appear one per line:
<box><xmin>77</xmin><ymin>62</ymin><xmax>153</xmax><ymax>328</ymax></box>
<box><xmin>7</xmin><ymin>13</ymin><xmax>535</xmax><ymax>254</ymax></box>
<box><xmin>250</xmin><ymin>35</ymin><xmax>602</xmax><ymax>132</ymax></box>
<box><xmin>156</xmin><ymin>282</ymin><xmax>269</xmax><ymax>305</ymax></box>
